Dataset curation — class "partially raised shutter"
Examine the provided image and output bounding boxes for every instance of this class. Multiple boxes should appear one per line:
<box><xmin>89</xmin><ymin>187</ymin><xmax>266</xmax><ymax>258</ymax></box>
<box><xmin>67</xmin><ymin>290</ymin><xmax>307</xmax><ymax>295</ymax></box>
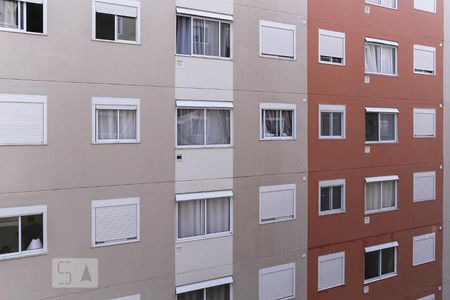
<box><xmin>260</xmin><ymin>184</ymin><xmax>296</xmax><ymax>223</ymax></box>
<box><xmin>414</xmin><ymin>109</ymin><xmax>435</xmax><ymax>137</ymax></box>
<box><xmin>413</xmin><ymin>172</ymin><xmax>436</xmax><ymax>202</ymax></box>
<box><xmin>95</xmin><ymin>203</ymin><xmax>138</xmax><ymax>244</ymax></box>
<box><xmin>259</xmin><ymin>263</ymin><xmax>295</xmax><ymax>300</ymax></box>
<box><xmin>414</xmin><ymin>45</ymin><xmax>435</xmax><ymax>73</ymax></box>
<box><xmin>414</xmin><ymin>0</ymin><xmax>436</xmax><ymax>12</ymax></box>
<box><xmin>96</xmin><ymin>1</ymin><xmax>138</xmax><ymax>17</ymax></box>
<box><xmin>260</xmin><ymin>21</ymin><xmax>295</xmax><ymax>58</ymax></box>
<box><xmin>318</xmin><ymin>252</ymin><xmax>345</xmax><ymax>291</ymax></box>
<box><xmin>413</xmin><ymin>233</ymin><xmax>436</xmax><ymax>266</ymax></box>
<box><xmin>319</xmin><ymin>30</ymin><xmax>345</xmax><ymax>59</ymax></box>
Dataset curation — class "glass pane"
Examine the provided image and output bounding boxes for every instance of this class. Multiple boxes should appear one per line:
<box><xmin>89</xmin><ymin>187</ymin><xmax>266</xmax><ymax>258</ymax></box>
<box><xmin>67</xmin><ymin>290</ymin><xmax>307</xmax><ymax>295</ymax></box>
<box><xmin>119</xmin><ymin>110</ymin><xmax>137</xmax><ymax>140</ymax></box>
<box><xmin>365</xmin><ymin>113</ymin><xmax>379</xmax><ymax>142</ymax></box>
<box><xmin>332</xmin><ymin>112</ymin><xmax>342</xmax><ymax>136</ymax></box>
<box><xmin>382</xmin><ymin>181</ymin><xmax>396</xmax><ymax>208</ymax></box>
<box><xmin>320</xmin><ymin>187</ymin><xmax>331</xmax><ymax>212</ymax></box>
<box><xmin>365</xmin><ymin>44</ymin><xmax>381</xmax><ymax>73</ymax></box>
<box><xmin>0</xmin><ymin>217</ymin><xmax>19</xmax><ymax>255</ymax></box>
<box><xmin>321</xmin><ymin>112</ymin><xmax>331</xmax><ymax>136</ymax></box>
<box><xmin>365</xmin><ymin>251</ymin><xmax>380</xmax><ymax>280</ymax></box>
<box><xmin>381</xmin><ymin>247</ymin><xmax>395</xmax><ymax>275</ymax></box>
<box><xmin>97</xmin><ymin>109</ymin><xmax>118</xmax><ymax>140</ymax></box>
<box><xmin>379</xmin><ymin>114</ymin><xmax>395</xmax><ymax>141</ymax></box>
<box><xmin>332</xmin><ymin>186</ymin><xmax>342</xmax><ymax>210</ymax></box>
<box><xmin>178</xmin><ymin>200</ymin><xmax>205</xmax><ymax>238</ymax></box>
<box><xmin>365</xmin><ymin>182</ymin><xmax>381</xmax><ymax>211</ymax></box>
<box><xmin>178</xmin><ymin>289</ymin><xmax>204</xmax><ymax>300</ymax></box>
<box><xmin>117</xmin><ymin>16</ymin><xmax>136</xmax><ymax>41</ymax></box>
<box><xmin>220</xmin><ymin>23</ymin><xmax>231</xmax><ymax>58</ymax></box>
<box><xmin>177</xmin><ymin>16</ymin><xmax>191</xmax><ymax>55</ymax></box>
<box><xmin>21</xmin><ymin>214</ymin><xmax>43</xmax><ymax>251</ymax></box>
<box><xmin>281</xmin><ymin>110</ymin><xmax>293</xmax><ymax>137</ymax></box>
<box><xmin>0</xmin><ymin>0</ymin><xmax>18</xmax><ymax>29</ymax></box>
<box><xmin>264</xmin><ymin>110</ymin><xmax>279</xmax><ymax>137</ymax></box>
<box><xmin>381</xmin><ymin>46</ymin><xmax>396</xmax><ymax>74</ymax></box>
<box><xmin>206</xmin><ymin>197</ymin><xmax>230</xmax><ymax>234</ymax></box>
<box><xmin>204</xmin><ymin>20</ymin><xmax>219</xmax><ymax>56</ymax></box>
<box><xmin>96</xmin><ymin>12</ymin><xmax>115</xmax><ymax>40</ymax></box>
<box><xmin>25</xmin><ymin>2</ymin><xmax>43</xmax><ymax>33</ymax></box>
<box><xmin>206</xmin><ymin>284</ymin><xmax>230</xmax><ymax>300</ymax></box>
<box><xmin>206</xmin><ymin>110</ymin><xmax>230</xmax><ymax>145</ymax></box>
<box><xmin>193</xmin><ymin>19</ymin><xmax>205</xmax><ymax>55</ymax></box>
<box><xmin>177</xmin><ymin>109</ymin><xmax>205</xmax><ymax>146</ymax></box>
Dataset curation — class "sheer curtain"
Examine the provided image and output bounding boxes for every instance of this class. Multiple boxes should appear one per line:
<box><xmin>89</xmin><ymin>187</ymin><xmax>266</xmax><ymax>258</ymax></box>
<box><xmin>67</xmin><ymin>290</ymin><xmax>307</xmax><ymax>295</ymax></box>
<box><xmin>206</xmin><ymin>110</ymin><xmax>230</xmax><ymax>145</ymax></box>
<box><xmin>365</xmin><ymin>44</ymin><xmax>380</xmax><ymax>73</ymax></box>
<box><xmin>177</xmin><ymin>109</ymin><xmax>205</xmax><ymax>146</ymax></box>
<box><xmin>178</xmin><ymin>200</ymin><xmax>205</xmax><ymax>238</ymax></box>
<box><xmin>264</xmin><ymin>110</ymin><xmax>279</xmax><ymax>137</ymax></box>
<box><xmin>382</xmin><ymin>181</ymin><xmax>395</xmax><ymax>208</ymax></box>
<box><xmin>220</xmin><ymin>23</ymin><xmax>231</xmax><ymax>58</ymax></box>
<box><xmin>0</xmin><ymin>0</ymin><xmax>18</xmax><ymax>29</ymax></box>
<box><xmin>206</xmin><ymin>284</ymin><xmax>230</xmax><ymax>300</ymax></box>
<box><xmin>193</xmin><ymin>19</ymin><xmax>204</xmax><ymax>55</ymax></box>
<box><xmin>206</xmin><ymin>197</ymin><xmax>230</xmax><ymax>234</ymax></box>
<box><xmin>365</xmin><ymin>182</ymin><xmax>381</xmax><ymax>211</ymax></box>
<box><xmin>176</xmin><ymin>16</ymin><xmax>191</xmax><ymax>55</ymax></box>
<box><xmin>98</xmin><ymin>109</ymin><xmax>118</xmax><ymax>140</ymax></box>
<box><xmin>381</xmin><ymin>46</ymin><xmax>395</xmax><ymax>74</ymax></box>
<box><xmin>205</xmin><ymin>20</ymin><xmax>219</xmax><ymax>56</ymax></box>
<box><xmin>119</xmin><ymin>110</ymin><xmax>137</xmax><ymax>140</ymax></box>
<box><xmin>281</xmin><ymin>110</ymin><xmax>293</xmax><ymax>137</ymax></box>
<box><xmin>379</xmin><ymin>114</ymin><xmax>395</xmax><ymax>141</ymax></box>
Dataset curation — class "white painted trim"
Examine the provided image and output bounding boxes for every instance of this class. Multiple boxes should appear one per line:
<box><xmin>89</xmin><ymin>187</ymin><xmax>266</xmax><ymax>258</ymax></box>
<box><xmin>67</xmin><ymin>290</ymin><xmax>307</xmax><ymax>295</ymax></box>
<box><xmin>111</xmin><ymin>294</ymin><xmax>141</xmax><ymax>300</ymax></box>
<box><xmin>176</xmin><ymin>100</ymin><xmax>234</xmax><ymax>109</ymax></box>
<box><xmin>176</xmin><ymin>190</ymin><xmax>233</xmax><ymax>202</ymax></box>
<box><xmin>259</xmin><ymin>20</ymin><xmax>296</xmax><ymax>60</ymax></box>
<box><xmin>176</xmin><ymin>7</ymin><xmax>233</xmax><ymax>21</ymax></box>
<box><xmin>260</xmin><ymin>103</ymin><xmax>297</xmax><ymax>110</ymax></box>
<box><xmin>259</xmin><ymin>263</ymin><xmax>296</xmax><ymax>300</ymax></box>
<box><xmin>319</xmin><ymin>104</ymin><xmax>346</xmax><ymax>139</ymax></box>
<box><xmin>176</xmin><ymin>276</ymin><xmax>233</xmax><ymax>294</ymax></box>
<box><xmin>365</xmin><ymin>0</ymin><xmax>398</xmax><ymax>9</ymax></box>
<box><xmin>318</xmin><ymin>179</ymin><xmax>346</xmax><ymax>216</ymax></box>
<box><xmin>318</xmin><ymin>251</ymin><xmax>346</xmax><ymax>291</ymax></box>
<box><xmin>365</xmin><ymin>175</ymin><xmax>399</xmax><ymax>183</ymax></box>
<box><xmin>413</xmin><ymin>232</ymin><xmax>436</xmax><ymax>266</ymax></box>
<box><xmin>0</xmin><ymin>0</ymin><xmax>47</xmax><ymax>34</ymax></box>
<box><xmin>365</xmin><ymin>37</ymin><xmax>399</xmax><ymax>47</ymax></box>
<box><xmin>365</xmin><ymin>241</ymin><xmax>399</xmax><ymax>253</ymax></box>
<box><xmin>365</xmin><ymin>107</ymin><xmax>399</xmax><ymax>113</ymax></box>
<box><xmin>318</xmin><ymin>29</ymin><xmax>346</xmax><ymax>66</ymax></box>
<box><xmin>413</xmin><ymin>108</ymin><xmax>436</xmax><ymax>138</ymax></box>
<box><xmin>259</xmin><ymin>184</ymin><xmax>296</xmax><ymax>224</ymax></box>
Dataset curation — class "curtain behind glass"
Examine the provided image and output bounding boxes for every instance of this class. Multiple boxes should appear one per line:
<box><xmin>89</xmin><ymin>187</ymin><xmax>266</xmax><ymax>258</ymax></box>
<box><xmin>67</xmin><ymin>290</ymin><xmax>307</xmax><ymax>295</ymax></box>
<box><xmin>176</xmin><ymin>16</ymin><xmax>191</xmax><ymax>55</ymax></box>
<box><xmin>204</xmin><ymin>20</ymin><xmax>219</xmax><ymax>56</ymax></box>
<box><xmin>332</xmin><ymin>112</ymin><xmax>342</xmax><ymax>136</ymax></box>
<box><xmin>117</xmin><ymin>16</ymin><xmax>136</xmax><ymax>41</ymax></box>
<box><xmin>178</xmin><ymin>200</ymin><xmax>205</xmax><ymax>238</ymax></box>
<box><xmin>206</xmin><ymin>284</ymin><xmax>230</xmax><ymax>300</ymax></box>
<box><xmin>98</xmin><ymin>109</ymin><xmax>118</xmax><ymax>140</ymax></box>
<box><xmin>177</xmin><ymin>109</ymin><xmax>205</xmax><ymax>146</ymax></box>
<box><xmin>382</xmin><ymin>181</ymin><xmax>395</xmax><ymax>208</ymax></box>
<box><xmin>365</xmin><ymin>182</ymin><xmax>381</xmax><ymax>211</ymax></box>
<box><xmin>119</xmin><ymin>110</ymin><xmax>137</xmax><ymax>140</ymax></box>
<box><xmin>0</xmin><ymin>0</ymin><xmax>18</xmax><ymax>29</ymax></box>
<box><xmin>379</xmin><ymin>114</ymin><xmax>395</xmax><ymax>141</ymax></box>
<box><xmin>281</xmin><ymin>110</ymin><xmax>293</xmax><ymax>137</ymax></box>
<box><xmin>206</xmin><ymin>110</ymin><xmax>230</xmax><ymax>145</ymax></box>
<box><xmin>381</xmin><ymin>46</ymin><xmax>395</xmax><ymax>74</ymax></box>
<box><xmin>264</xmin><ymin>110</ymin><xmax>279</xmax><ymax>137</ymax></box>
<box><xmin>178</xmin><ymin>290</ymin><xmax>204</xmax><ymax>300</ymax></box>
<box><xmin>206</xmin><ymin>197</ymin><xmax>230</xmax><ymax>234</ymax></box>
<box><xmin>365</xmin><ymin>44</ymin><xmax>380</xmax><ymax>73</ymax></box>
<box><xmin>193</xmin><ymin>19</ymin><xmax>205</xmax><ymax>55</ymax></box>
<box><xmin>220</xmin><ymin>23</ymin><xmax>231</xmax><ymax>58</ymax></box>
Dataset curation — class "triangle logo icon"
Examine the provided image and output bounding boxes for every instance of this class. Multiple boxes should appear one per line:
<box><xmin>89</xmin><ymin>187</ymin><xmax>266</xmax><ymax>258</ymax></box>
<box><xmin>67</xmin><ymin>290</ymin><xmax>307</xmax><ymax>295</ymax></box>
<box><xmin>81</xmin><ymin>265</ymin><xmax>92</xmax><ymax>282</ymax></box>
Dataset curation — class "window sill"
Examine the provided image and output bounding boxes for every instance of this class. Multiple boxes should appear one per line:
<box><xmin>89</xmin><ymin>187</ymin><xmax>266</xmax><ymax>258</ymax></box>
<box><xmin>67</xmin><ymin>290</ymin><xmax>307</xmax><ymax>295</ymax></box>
<box><xmin>414</xmin><ymin>71</ymin><xmax>436</xmax><ymax>76</ymax></box>
<box><xmin>319</xmin><ymin>136</ymin><xmax>346</xmax><ymax>140</ymax></box>
<box><xmin>91</xmin><ymin>38</ymin><xmax>141</xmax><ymax>46</ymax></box>
<box><xmin>413</xmin><ymin>135</ymin><xmax>436</xmax><ymax>139</ymax></box>
<box><xmin>365</xmin><ymin>207</ymin><xmax>398</xmax><ymax>215</ymax></box>
<box><xmin>413</xmin><ymin>258</ymin><xmax>436</xmax><ymax>267</ymax></box>
<box><xmin>260</xmin><ymin>137</ymin><xmax>296</xmax><ymax>141</ymax></box>
<box><xmin>365</xmin><ymin>3</ymin><xmax>398</xmax><ymax>10</ymax></box>
<box><xmin>259</xmin><ymin>54</ymin><xmax>296</xmax><ymax>61</ymax></box>
<box><xmin>0</xmin><ymin>250</ymin><xmax>47</xmax><ymax>261</ymax></box>
<box><xmin>318</xmin><ymin>60</ymin><xmax>345</xmax><ymax>67</ymax></box>
<box><xmin>319</xmin><ymin>210</ymin><xmax>346</xmax><ymax>216</ymax></box>
<box><xmin>365</xmin><ymin>72</ymin><xmax>398</xmax><ymax>78</ymax></box>
<box><xmin>0</xmin><ymin>27</ymin><xmax>47</xmax><ymax>36</ymax></box>
<box><xmin>365</xmin><ymin>141</ymin><xmax>398</xmax><ymax>145</ymax></box>
<box><xmin>175</xmin><ymin>54</ymin><xmax>232</xmax><ymax>61</ymax></box>
<box><xmin>260</xmin><ymin>216</ymin><xmax>296</xmax><ymax>225</ymax></box>
<box><xmin>176</xmin><ymin>232</ymin><xmax>233</xmax><ymax>244</ymax></box>
<box><xmin>318</xmin><ymin>282</ymin><xmax>345</xmax><ymax>292</ymax></box>
<box><xmin>0</xmin><ymin>143</ymin><xmax>48</xmax><ymax>147</ymax></box>
<box><xmin>92</xmin><ymin>238</ymin><xmax>140</xmax><ymax>248</ymax></box>
<box><xmin>364</xmin><ymin>273</ymin><xmax>397</xmax><ymax>284</ymax></box>
<box><xmin>413</xmin><ymin>8</ymin><xmax>437</xmax><ymax>14</ymax></box>
<box><xmin>176</xmin><ymin>144</ymin><xmax>233</xmax><ymax>150</ymax></box>
<box><xmin>92</xmin><ymin>140</ymin><xmax>140</xmax><ymax>145</ymax></box>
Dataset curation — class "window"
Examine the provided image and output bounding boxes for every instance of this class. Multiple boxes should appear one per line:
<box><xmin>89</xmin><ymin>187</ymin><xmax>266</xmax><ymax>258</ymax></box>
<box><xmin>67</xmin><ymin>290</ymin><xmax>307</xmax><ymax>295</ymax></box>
<box><xmin>365</xmin><ymin>107</ymin><xmax>398</xmax><ymax>143</ymax></box>
<box><xmin>365</xmin><ymin>37</ymin><xmax>398</xmax><ymax>75</ymax></box>
<box><xmin>260</xmin><ymin>20</ymin><xmax>296</xmax><ymax>60</ymax></box>
<box><xmin>319</xmin><ymin>180</ymin><xmax>345</xmax><ymax>215</ymax></box>
<box><xmin>413</xmin><ymin>171</ymin><xmax>436</xmax><ymax>202</ymax></box>
<box><xmin>176</xmin><ymin>101</ymin><xmax>232</xmax><ymax>147</ymax></box>
<box><xmin>414</xmin><ymin>108</ymin><xmax>436</xmax><ymax>138</ymax></box>
<box><xmin>0</xmin><ymin>94</ymin><xmax>47</xmax><ymax>145</ymax></box>
<box><xmin>365</xmin><ymin>0</ymin><xmax>398</xmax><ymax>9</ymax></box>
<box><xmin>259</xmin><ymin>263</ymin><xmax>295</xmax><ymax>300</ymax></box>
<box><xmin>365</xmin><ymin>176</ymin><xmax>398</xmax><ymax>213</ymax></box>
<box><xmin>91</xmin><ymin>198</ymin><xmax>140</xmax><ymax>247</ymax></box>
<box><xmin>414</xmin><ymin>0</ymin><xmax>436</xmax><ymax>13</ymax></box>
<box><xmin>260</xmin><ymin>103</ymin><xmax>296</xmax><ymax>140</ymax></box>
<box><xmin>319</xmin><ymin>29</ymin><xmax>345</xmax><ymax>65</ymax></box>
<box><xmin>318</xmin><ymin>252</ymin><xmax>345</xmax><ymax>291</ymax></box>
<box><xmin>260</xmin><ymin>184</ymin><xmax>296</xmax><ymax>224</ymax></box>
<box><xmin>111</xmin><ymin>295</ymin><xmax>141</xmax><ymax>300</ymax></box>
<box><xmin>93</xmin><ymin>0</ymin><xmax>140</xmax><ymax>43</ymax></box>
<box><xmin>319</xmin><ymin>105</ymin><xmax>345</xmax><ymax>139</ymax></box>
<box><xmin>414</xmin><ymin>45</ymin><xmax>436</xmax><ymax>75</ymax></box>
<box><xmin>176</xmin><ymin>191</ymin><xmax>232</xmax><ymax>240</ymax></box>
<box><xmin>413</xmin><ymin>233</ymin><xmax>436</xmax><ymax>266</ymax></box>
<box><xmin>176</xmin><ymin>277</ymin><xmax>233</xmax><ymax>300</ymax></box>
<box><xmin>176</xmin><ymin>8</ymin><xmax>232</xmax><ymax>58</ymax></box>
<box><xmin>0</xmin><ymin>0</ymin><xmax>46</xmax><ymax>33</ymax></box>
<box><xmin>364</xmin><ymin>242</ymin><xmax>398</xmax><ymax>283</ymax></box>
<box><xmin>417</xmin><ymin>295</ymin><xmax>435</xmax><ymax>300</ymax></box>
<box><xmin>92</xmin><ymin>97</ymin><xmax>140</xmax><ymax>144</ymax></box>
<box><xmin>0</xmin><ymin>205</ymin><xmax>47</xmax><ymax>259</ymax></box>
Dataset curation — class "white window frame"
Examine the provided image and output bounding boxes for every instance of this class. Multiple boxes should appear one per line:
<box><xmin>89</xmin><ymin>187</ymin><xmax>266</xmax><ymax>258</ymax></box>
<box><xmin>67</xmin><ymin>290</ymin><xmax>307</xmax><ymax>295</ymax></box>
<box><xmin>364</xmin><ymin>242</ymin><xmax>398</xmax><ymax>284</ymax></box>
<box><xmin>260</xmin><ymin>103</ymin><xmax>296</xmax><ymax>141</ymax></box>
<box><xmin>319</xmin><ymin>179</ymin><xmax>346</xmax><ymax>216</ymax></box>
<box><xmin>365</xmin><ymin>107</ymin><xmax>399</xmax><ymax>144</ymax></box>
<box><xmin>319</xmin><ymin>104</ymin><xmax>346</xmax><ymax>139</ymax></box>
<box><xmin>0</xmin><ymin>93</ymin><xmax>48</xmax><ymax>146</ymax></box>
<box><xmin>364</xmin><ymin>175</ymin><xmax>399</xmax><ymax>214</ymax></box>
<box><xmin>0</xmin><ymin>0</ymin><xmax>48</xmax><ymax>35</ymax></box>
<box><xmin>176</xmin><ymin>190</ymin><xmax>233</xmax><ymax>242</ymax></box>
<box><xmin>259</xmin><ymin>184</ymin><xmax>296</xmax><ymax>224</ymax></box>
<box><xmin>413</xmin><ymin>232</ymin><xmax>436</xmax><ymax>266</ymax></box>
<box><xmin>259</xmin><ymin>20</ymin><xmax>296</xmax><ymax>60</ymax></box>
<box><xmin>365</xmin><ymin>37</ymin><xmax>399</xmax><ymax>76</ymax></box>
<box><xmin>414</xmin><ymin>0</ymin><xmax>437</xmax><ymax>13</ymax></box>
<box><xmin>365</xmin><ymin>0</ymin><xmax>398</xmax><ymax>9</ymax></box>
<box><xmin>318</xmin><ymin>251</ymin><xmax>346</xmax><ymax>291</ymax></box>
<box><xmin>414</xmin><ymin>45</ymin><xmax>436</xmax><ymax>75</ymax></box>
<box><xmin>318</xmin><ymin>29</ymin><xmax>346</xmax><ymax>66</ymax></box>
<box><xmin>111</xmin><ymin>295</ymin><xmax>141</xmax><ymax>300</ymax></box>
<box><xmin>91</xmin><ymin>197</ymin><xmax>140</xmax><ymax>247</ymax></box>
<box><xmin>92</xmin><ymin>0</ymin><xmax>141</xmax><ymax>44</ymax></box>
<box><xmin>259</xmin><ymin>263</ymin><xmax>296</xmax><ymax>300</ymax></box>
<box><xmin>413</xmin><ymin>108</ymin><xmax>436</xmax><ymax>138</ymax></box>
<box><xmin>91</xmin><ymin>97</ymin><xmax>140</xmax><ymax>144</ymax></box>
<box><xmin>0</xmin><ymin>205</ymin><xmax>48</xmax><ymax>260</ymax></box>
<box><xmin>176</xmin><ymin>276</ymin><xmax>233</xmax><ymax>299</ymax></box>
<box><xmin>413</xmin><ymin>171</ymin><xmax>436</xmax><ymax>202</ymax></box>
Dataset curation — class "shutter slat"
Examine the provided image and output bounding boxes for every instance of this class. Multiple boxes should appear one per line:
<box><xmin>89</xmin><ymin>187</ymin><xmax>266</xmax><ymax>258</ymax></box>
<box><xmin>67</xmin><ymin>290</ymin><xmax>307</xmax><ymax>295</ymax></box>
<box><xmin>413</xmin><ymin>233</ymin><xmax>435</xmax><ymax>266</ymax></box>
<box><xmin>320</xmin><ymin>32</ymin><xmax>344</xmax><ymax>59</ymax></box>
<box><xmin>95</xmin><ymin>204</ymin><xmax>138</xmax><ymax>244</ymax></box>
<box><xmin>261</xmin><ymin>23</ymin><xmax>295</xmax><ymax>58</ymax></box>
<box><xmin>414</xmin><ymin>0</ymin><xmax>436</xmax><ymax>12</ymax></box>
<box><xmin>414</xmin><ymin>48</ymin><xmax>435</xmax><ymax>72</ymax></box>
<box><xmin>318</xmin><ymin>252</ymin><xmax>345</xmax><ymax>291</ymax></box>
<box><xmin>260</xmin><ymin>186</ymin><xmax>295</xmax><ymax>222</ymax></box>
<box><xmin>96</xmin><ymin>2</ymin><xmax>137</xmax><ymax>17</ymax></box>
<box><xmin>414</xmin><ymin>109</ymin><xmax>435</xmax><ymax>137</ymax></box>
<box><xmin>260</xmin><ymin>264</ymin><xmax>295</xmax><ymax>300</ymax></box>
<box><xmin>413</xmin><ymin>172</ymin><xmax>435</xmax><ymax>202</ymax></box>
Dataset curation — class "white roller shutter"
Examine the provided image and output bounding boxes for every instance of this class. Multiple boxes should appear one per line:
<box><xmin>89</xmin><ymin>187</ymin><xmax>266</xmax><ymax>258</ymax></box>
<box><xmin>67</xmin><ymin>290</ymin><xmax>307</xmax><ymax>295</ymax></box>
<box><xmin>414</xmin><ymin>108</ymin><xmax>436</xmax><ymax>137</ymax></box>
<box><xmin>417</xmin><ymin>294</ymin><xmax>435</xmax><ymax>300</ymax></box>
<box><xmin>260</xmin><ymin>21</ymin><xmax>295</xmax><ymax>59</ymax></box>
<box><xmin>319</xmin><ymin>29</ymin><xmax>345</xmax><ymax>60</ymax></box>
<box><xmin>413</xmin><ymin>172</ymin><xmax>436</xmax><ymax>202</ymax></box>
<box><xmin>96</xmin><ymin>1</ymin><xmax>137</xmax><ymax>17</ymax></box>
<box><xmin>414</xmin><ymin>45</ymin><xmax>435</xmax><ymax>74</ymax></box>
<box><xmin>414</xmin><ymin>0</ymin><xmax>436</xmax><ymax>13</ymax></box>
<box><xmin>413</xmin><ymin>233</ymin><xmax>436</xmax><ymax>266</ymax></box>
<box><xmin>318</xmin><ymin>252</ymin><xmax>345</xmax><ymax>291</ymax></box>
<box><xmin>260</xmin><ymin>184</ymin><xmax>296</xmax><ymax>223</ymax></box>
<box><xmin>0</xmin><ymin>96</ymin><xmax>47</xmax><ymax>145</ymax></box>
<box><xmin>259</xmin><ymin>263</ymin><xmax>295</xmax><ymax>300</ymax></box>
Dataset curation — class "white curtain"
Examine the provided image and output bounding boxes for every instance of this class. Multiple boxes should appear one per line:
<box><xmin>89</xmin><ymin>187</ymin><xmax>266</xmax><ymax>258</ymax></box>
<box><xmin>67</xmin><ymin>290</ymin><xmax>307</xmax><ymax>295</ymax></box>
<box><xmin>178</xmin><ymin>200</ymin><xmax>205</xmax><ymax>239</ymax></box>
<box><xmin>206</xmin><ymin>197</ymin><xmax>230</xmax><ymax>234</ymax></box>
<box><xmin>206</xmin><ymin>110</ymin><xmax>230</xmax><ymax>145</ymax></box>
<box><xmin>193</xmin><ymin>19</ymin><xmax>204</xmax><ymax>55</ymax></box>
<box><xmin>177</xmin><ymin>109</ymin><xmax>205</xmax><ymax>146</ymax></box>
<box><xmin>204</xmin><ymin>20</ymin><xmax>219</xmax><ymax>56</ymax></box>
<box><xmin>220</xmin><ymin>23</ymin><xmax>231</xmax><ymax>58</ymax></box>
<box><xmin>178</xmin><ymin>290</ymin><xmax>204</xmax><ymax>300</ymax></box>
<box><xmin>119</xmin><ymin>110</ymin><xmax>136</xmax><ymax>140</ymax></box>
<box><xmin>281</xmin><ymin>110</ymin><xmax>293</xmax><ymax>137</ymax></box>
<box><xmin>206</xmin><ymin>284</ymin><xmax>230</xmax><ymax>300</ymax></box>
<box><xmin>176</xmin><ymin>16</ymin><xmax>191</xmax><ymax>55</ymax></box>
<box><xmin>365</xmin><ymin>44</ymin><xmax>380</xmax><ymax>73</ymax></box>
<box><xmin>0</xmin><ymin>0</ymin><xmax>18</xmax><ymax>29</ymax></box>
<box><xmin>365</xmin><ymin>182</ymin><xmax>381</xmax><ymax>211</ymax></box>
<box><xmin>264</xmin><ymin>110</ymin><xmax>279</xmax><ymax>137</ymax></box>
<box><xmin>381</xmin><ymin>46</ymin><xmax>395</xmax><ymax>74</ymax></box>
<box><xmin>382</xmin><ymin>181</ymin><xmax>395</xmax><ymax>208</ymax></box>
<box><xmin>97</xmin><ymin>109</ymin><xmax>118</xmax><ymax>140</ymax></box>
